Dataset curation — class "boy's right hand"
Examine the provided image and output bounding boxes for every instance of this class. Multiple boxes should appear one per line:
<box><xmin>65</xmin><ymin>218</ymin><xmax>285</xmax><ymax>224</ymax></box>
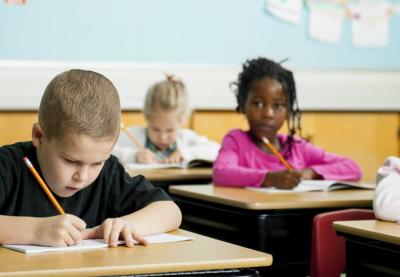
<box><xmin>262</xmin><ymin>170</ymin><xmax>302</xmax><ymax>189</ymax></box>
<box><xmin>33</xmin><ymin>214</ymin><xmax>86</xmax><ymax>247</ymax></box>
<box><xmin>136</xmin><ymin>149</ymin><xmax>157</xmax><ymax>164</ymax></box>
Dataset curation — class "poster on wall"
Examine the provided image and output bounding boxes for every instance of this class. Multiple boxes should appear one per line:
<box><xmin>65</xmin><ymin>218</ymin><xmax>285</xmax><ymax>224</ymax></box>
<box><xmin>347</xmin><ymin>0</ymin><xmax>390</xmax><ymax>47</ymax></box>
<box><xmin>307</xmin><ymin>1</ymin><xmax>345</xmax><ymax>43</ymax></box>
<box><xmin>266</xmin><ymin>0</ymin><xmax>303</xmax><ymax>24</ymax></box>
<box><xmin>4</xmin><ymin>0</ymin><xmax>26</xmax><ymax>4</ymax></box>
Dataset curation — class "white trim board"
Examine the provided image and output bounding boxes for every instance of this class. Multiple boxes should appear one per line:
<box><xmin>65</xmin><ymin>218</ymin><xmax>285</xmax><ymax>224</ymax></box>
<box><xmin>0</xmin><ymin>60</ymin><xmax>399</xmax><ymax>111</ymax></box>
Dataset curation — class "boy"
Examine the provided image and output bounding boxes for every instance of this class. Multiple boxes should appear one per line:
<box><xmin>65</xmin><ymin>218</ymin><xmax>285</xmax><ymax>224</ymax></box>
<box><xmin>0</xmin><ymin>69</ymin><xmax>182</xmax><ymax>247</ymax></box>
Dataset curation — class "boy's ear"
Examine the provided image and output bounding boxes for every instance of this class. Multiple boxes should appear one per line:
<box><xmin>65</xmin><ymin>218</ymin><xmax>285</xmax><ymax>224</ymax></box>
<box><xmin>32</xmin><ymin>123</ymin><xmax>45</xmax><ymax>148</ymax></box>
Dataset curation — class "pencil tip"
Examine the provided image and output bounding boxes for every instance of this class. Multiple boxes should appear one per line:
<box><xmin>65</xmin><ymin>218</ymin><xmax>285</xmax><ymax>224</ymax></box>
<box><xmin>262</xmin><ymin>137</ymin><xmax>269</xmax><ymax>144</ymax></box>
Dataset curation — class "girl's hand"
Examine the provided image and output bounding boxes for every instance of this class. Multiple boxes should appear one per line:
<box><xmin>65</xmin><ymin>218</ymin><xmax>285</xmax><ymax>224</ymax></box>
<box><xmin>296</xmin><ymin>168</ymin><xmax>322</xmax><ymax>180</ymax></box>
<box><xmin>136</xmin><ymin>149</ymin><xmax>157</xmax><ymax>164</ymax></box>
<box><xmin>33</xmin><ymin>214</ymin><xmax>86</xmax><ymax>247</ymax></box>
<box><xmin>83</xmin><ymin>218</ymin><xmax>148</xmax><ymax>247</ymax></box>
<box><xmin>162</xmin><ymin>150</ymin><xmax>183</xmax><ymax>164</ymax></box>
<box><xmin>262</xmin><ymin>170</ymin><xmax>302</xmax><ymax>189</ymax></box>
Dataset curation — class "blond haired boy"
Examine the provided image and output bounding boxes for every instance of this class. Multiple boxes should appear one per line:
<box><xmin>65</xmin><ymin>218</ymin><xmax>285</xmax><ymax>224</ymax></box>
<box><xmin>0</xmin><ymin>69</ymin><xmax>181</xmax><ymax>247</ymax></box>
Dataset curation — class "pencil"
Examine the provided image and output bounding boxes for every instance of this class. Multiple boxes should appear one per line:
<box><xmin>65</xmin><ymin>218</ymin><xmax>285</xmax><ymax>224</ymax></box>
<box><xmin>120</xmin><ymin>122</ymin><xmax>143</xmax><ymax>148</ymax></box>
<box><xmin>262</xmin><ymin>137</ymin><xmax>293</xmax><ymax>170</ymax></box>
<box><xmin>23</xmin><ymin>157</ymin><xmax>65</xmax><ymax>215</ymax></box>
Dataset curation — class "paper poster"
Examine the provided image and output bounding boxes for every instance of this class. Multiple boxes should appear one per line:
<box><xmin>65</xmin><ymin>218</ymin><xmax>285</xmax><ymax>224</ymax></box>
<box><xmin>307</xmin><ymin>1</ymin><xmax>345</xmax><ymax>43</ymax></box>
<box><xmin>266</xmin><ymin>0</ymin><xmax>303</xmax><ymax>24</ymax></box>
<box><xmin>393</xmin><ymin>3</ymin><xmax>400</xmax><ymax>15</ymax></box>
<box><xmin>4</xmin><ymin>0</ymin><xmax>26</xmax><ymax>4</ymax></box>
<box><xmin>347</xmin><ymin>0</ymin><xmax>391</xmax><ymax>47</ymax></box>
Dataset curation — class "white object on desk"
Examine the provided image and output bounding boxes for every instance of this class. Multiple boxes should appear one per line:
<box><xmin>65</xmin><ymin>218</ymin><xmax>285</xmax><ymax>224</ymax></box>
<box><xmin>2</xmin><ymin>233</ymin><xmax>193</xmax><ymax>254</ymax></box>
<box><xmin>248</xmin><ymin>180</ymin><xmax>375</xmax><ymax>193</ymax></box>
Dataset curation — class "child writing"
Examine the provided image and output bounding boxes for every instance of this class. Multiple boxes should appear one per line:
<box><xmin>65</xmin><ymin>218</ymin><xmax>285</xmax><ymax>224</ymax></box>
<box><xmin>213</xmin><ymin>57</ymin><xmax>361</xmax><ymax>189</ymax></box>
<box><xmin>112</xmin><ymin>75</ymin><xmax>220</xmax><ymax>164</ymax></box>
<box><xmin>0</xmin><ymin>69</ymin><xmax>182</xmax><ymax>247</ymax></box>
<box><xmin>374</xmin><ymin>156</ymin><xmax>400</xmax><ymax>222</ymax></box>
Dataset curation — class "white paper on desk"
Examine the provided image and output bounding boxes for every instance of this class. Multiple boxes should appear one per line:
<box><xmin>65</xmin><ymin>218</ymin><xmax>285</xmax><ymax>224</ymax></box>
<box><xmin>2</xmin><ymin>233</ymin><xmax>193</xmax><ymax>254</ymax></box>
<box><xmin>126</xmin><ymin>162</ymin><xmax>182</xmax><ymax>170</ymax></box>
<box><xmin>307</xmin><ymin>0</ymin><xmax>345</xmax><ymax>43</ymax></box>
<box><xmin>348</xmin><ymin>0</ymin><xmax>390</xmax><ymax>47</ymax></box>
<box><xmin>247</xmin><ymin>180</ymin><xmax>375</xmax><ymax>193</ymax></box>
<box><xmin>265</xmin><ymin>0</ymin><xmax>303</xmax><ymax>24</ymax></box>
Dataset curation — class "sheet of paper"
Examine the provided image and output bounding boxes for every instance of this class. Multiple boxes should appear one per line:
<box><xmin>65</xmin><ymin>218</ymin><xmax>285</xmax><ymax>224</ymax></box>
<box><xmin>307</xmin><ymin>1</ymin><xmax>345</xmax><ymax>43</ymax></box>
<box><xmin>247</xmin><ymin>180</ymin><xmax>374</xmax><ymax>193</ymax></box>
<box><xmin>2</xmin><ymin>233</ymin><xmax>193</xmax><ymax>254</ymax></box>
<box><xmin>266</xmin><ymin>0</ymin><xmax>303</xmax><ymax>24</ymax></box>
<box><xmin>348</xmin><ymin>0</ymin><xmax>390</xmax><ymax>47</ymax></box>
<box><xmin>126</xmin><ymin>162</ymin><xmax>182</xmax><ymax>170</ymax></box>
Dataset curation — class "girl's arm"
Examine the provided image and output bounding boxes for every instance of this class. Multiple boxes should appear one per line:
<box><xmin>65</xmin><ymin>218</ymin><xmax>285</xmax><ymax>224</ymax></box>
<box><xmin>112</xmin><ymin>126</ymin><xmax>146</xmax><ymax>163</ymax></box>
<box><xmin>213</xmin><ymin>133</ymin><xmax>268</xmax><ymax>187</ymax></box>
<box><xmin>177</xmin><ymin>129</ymin><xmax>220</xmax><ymax>162</ymax></box>
<box><xmin>301</xmin><ymin>141</ymin><xmax>362</xmax><ymax>181</ymax></box>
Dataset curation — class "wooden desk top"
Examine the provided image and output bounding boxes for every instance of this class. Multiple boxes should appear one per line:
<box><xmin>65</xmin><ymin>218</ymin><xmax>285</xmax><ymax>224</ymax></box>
<box><xmin>0</xmin><ymin>230</ymin><xmax>272</xmax><ymax>277</ymax></box>
<box><xmin>169</xmin><ymin>185</ymin><xmax>374</xmax><ymax>210</ymax></box>
<box><xmin>334</xmin><ymin>220</ymin><xmax>400</xmax><ymax>246</ymax></box>
<box><xmin>127</xmin><ymin>168</ymin><xmax>212</xmax><ymax>182</ymax></box>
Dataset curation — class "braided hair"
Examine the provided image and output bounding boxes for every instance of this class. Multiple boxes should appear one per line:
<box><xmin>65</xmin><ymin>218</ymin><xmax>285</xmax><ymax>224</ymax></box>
<box><xmin>232</xmin><ymin>57</ymin><xmax>302</xmax><ymax>158</ymax></box>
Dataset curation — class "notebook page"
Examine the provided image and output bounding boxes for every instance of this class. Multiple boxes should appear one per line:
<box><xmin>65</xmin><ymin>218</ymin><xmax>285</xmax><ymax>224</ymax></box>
<box><xmin>2</xmin><ymin>233</ymin><xmax>193</xmax><ymax>253</ymax></box>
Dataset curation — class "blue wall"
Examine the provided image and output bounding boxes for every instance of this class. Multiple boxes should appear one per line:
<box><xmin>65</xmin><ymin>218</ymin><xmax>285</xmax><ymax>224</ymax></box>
<box><xmin>1</xmin><ymin>0</ymin><xmax>399</xmax><ymax>69</ymax></box>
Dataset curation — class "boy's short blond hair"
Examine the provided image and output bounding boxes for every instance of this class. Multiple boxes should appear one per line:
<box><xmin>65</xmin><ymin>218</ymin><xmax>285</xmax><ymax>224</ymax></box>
<box><xmin>38</xmin><ymin>69</ymin><xmax>121</xmax><ymax>140</ymax></box>
<box><xmin>144</xmin><ymin>75</ymin><xmax>190</xmax><ymax>123</ymax></box>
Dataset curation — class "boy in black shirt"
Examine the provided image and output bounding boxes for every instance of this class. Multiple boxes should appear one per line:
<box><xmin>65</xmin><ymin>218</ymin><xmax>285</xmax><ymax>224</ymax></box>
<box><xmin>0</xmin><ymin>69</ymin><xmax>181</xmax><ymax>247</ymax></box>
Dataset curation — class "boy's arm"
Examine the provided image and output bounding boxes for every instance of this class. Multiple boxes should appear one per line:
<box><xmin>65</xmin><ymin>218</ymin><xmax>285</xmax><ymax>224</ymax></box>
<box><xmin>0</xmin><ymin>215</ymin><xmax>37</xmax><ymax>244</ymax></box>
<box><xmin>83</xmin><ymin>200</ymin><xmax>182</xmax><ymax>247</ymax></box>
<box><xmin>0</xmin><ymin>214</ymin><xmax>86</xmax><ymax>246</ymax></box>
<box><xmin>121</xmin><ymin>200</ymin><xmax>182</xmax><ymax>235</ymax></box>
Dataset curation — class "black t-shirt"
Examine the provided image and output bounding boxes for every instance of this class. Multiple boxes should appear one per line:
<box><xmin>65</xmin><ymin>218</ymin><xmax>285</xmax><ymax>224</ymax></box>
<box><xmin>0</xmin><ymin>141</ymin><xmax>172</xmax><ymax>227</ymax></box>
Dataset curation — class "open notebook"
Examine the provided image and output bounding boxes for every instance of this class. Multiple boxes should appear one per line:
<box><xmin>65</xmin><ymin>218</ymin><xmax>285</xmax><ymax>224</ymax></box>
<box><xmin>127</xmin><ymin>158</ymin><xmax>213</xmax><ymax>170</ymax></box>
<box><xmin>247</xmin><ymin>180</ymin><xmax>375</xmax><ymax>193</ymax></box>
<box><xmin>2</xmin><ymin>233</ymin><xmax>192</xmax><ymax>254</ymax></box>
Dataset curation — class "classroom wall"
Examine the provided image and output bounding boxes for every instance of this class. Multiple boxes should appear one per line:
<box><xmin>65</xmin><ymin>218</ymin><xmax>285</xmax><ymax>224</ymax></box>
<box><xmin>0</xmin><ymin>0</ymin><xmax>400</xmax><ymax>69</ymax></box>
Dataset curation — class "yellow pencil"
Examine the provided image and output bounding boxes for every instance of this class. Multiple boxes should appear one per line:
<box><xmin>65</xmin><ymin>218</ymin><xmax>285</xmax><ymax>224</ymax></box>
<box><xmin>120</xmin><ymin>122</ymin><xmax>143</xmax><ymax>148</ymax></box>
<box><xmin>23</xmin><ymin>157</ymin><xmax>65</xmax><ymax>215</ymax></box>
<box><xmin>262</xmin><ymin>137</ymin><xmax>293</xmax><ymax>170</ymax></box>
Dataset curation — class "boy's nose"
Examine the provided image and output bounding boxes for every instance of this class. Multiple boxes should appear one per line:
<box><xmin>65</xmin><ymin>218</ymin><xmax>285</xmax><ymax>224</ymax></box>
<box><xmin>74</xmin><ymin>167</ymin><xmax>89</xmax><ymax>182</ymax></box>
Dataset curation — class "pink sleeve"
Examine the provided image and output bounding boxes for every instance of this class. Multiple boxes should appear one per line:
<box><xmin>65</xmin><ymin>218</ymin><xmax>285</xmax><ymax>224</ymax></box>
<box><xmin>302</xmin><ymin>142</ymin><xmax>362</xmax><ymax>181</ymax></box>
<box><xmin>212</xmin><ymin>133</ymin><xmax>267</xmax><ymax>187</ymax></box>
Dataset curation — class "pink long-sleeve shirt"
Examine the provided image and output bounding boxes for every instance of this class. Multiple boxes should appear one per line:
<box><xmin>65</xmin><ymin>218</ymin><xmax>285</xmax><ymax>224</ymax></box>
<box><xmin>213</xmin><ymin>129</ymin><xmax>362</xmax><ymax>187</ymax></box>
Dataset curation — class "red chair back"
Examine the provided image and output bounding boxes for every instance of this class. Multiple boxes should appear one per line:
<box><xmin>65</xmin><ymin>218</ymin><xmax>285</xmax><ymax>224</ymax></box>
<box><xmin>310</xmin><ymin>208</ymin><xmax>375</xmax><ymax>277</ymax></box>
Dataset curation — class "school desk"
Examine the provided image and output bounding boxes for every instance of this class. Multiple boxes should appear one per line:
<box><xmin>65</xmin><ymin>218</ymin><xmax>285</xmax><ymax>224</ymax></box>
<box><xmin>169</xmin><ymin>184</ymin><xmax>374</xmax><ymax>276</ymax></box>
<box><xmin>0</xmin><ymin>229</ymin><xmax>271</xmax><ymax>277</ymax></box>
<box><xmin>127</xmin><ymin>168</ymin><xmax>212</xmax><ymax>190</ymax></box>
<box><xmin>334</xmin><ymin>220</ymin><xmax>400</xmax><ymax>276</ymax></box>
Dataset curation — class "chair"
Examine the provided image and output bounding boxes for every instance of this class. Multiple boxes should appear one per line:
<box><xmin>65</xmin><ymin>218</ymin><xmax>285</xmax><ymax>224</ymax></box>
<box><xmin>310</xmin><ymin>208</ymin><xmax>375</xmax><ymax>277</ymax></box>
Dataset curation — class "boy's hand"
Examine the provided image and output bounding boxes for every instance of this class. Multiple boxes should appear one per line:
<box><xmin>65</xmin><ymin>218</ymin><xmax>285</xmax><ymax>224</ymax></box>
<box><xmin>161</xmin><ymin>150</ymin><xmax>183</xmax><ymax>164</ymax></box>
<box><xmin>83</xmin><ymin>218</ymin><xmax>148</xmax><ymax>247</ymax></box>
<box><xmin>136</xmin><ymin>149</ymin><xmax>157</xmax><ymax>164</ymax></box>
<box><xmin>262</xmin><ymin>170</ymin><xmax>302</xmax><ymax>189</ymax></box>
<box><xmin>33</xmin><ymin>214</ymin><xmax>86</xmax><ymax>247</ymax></box>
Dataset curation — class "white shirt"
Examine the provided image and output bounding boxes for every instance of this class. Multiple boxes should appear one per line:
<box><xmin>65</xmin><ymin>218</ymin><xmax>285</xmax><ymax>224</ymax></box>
<box><xmin>373</xmin><ymin>156</ymin><xmax>400</xmax><ymax>222</ymax></box>
<box><xmin>112</xmin><ymin>126</ymin><xmax>220</xmax><ymax>164</ymax></box>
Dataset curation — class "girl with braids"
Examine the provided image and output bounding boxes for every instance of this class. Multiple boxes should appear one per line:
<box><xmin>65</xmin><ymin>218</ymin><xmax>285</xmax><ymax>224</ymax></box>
<box><xmin>213</xmin><ymin>57</ymin><xmax>361</xmax><ymax>189</ymax></box>
<box><xmin>113</xmin><ymin>75</ymin><xmax>220</xmax><ymax>164</ymax></box>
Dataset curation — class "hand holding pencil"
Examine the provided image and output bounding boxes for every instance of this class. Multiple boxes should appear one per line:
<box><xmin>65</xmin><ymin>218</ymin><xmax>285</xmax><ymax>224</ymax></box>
<box><xmin>261</xmin><ymin>137</ymin><xmax>301</xmax><ymax>189</ymax></box>
<box><xmin>23</xmin><ymin>157</ymin><xmax>87</xmax><ymax>246</ymax></box>
<box><xmin>120</xmin><ymin>122</ymin><xmax>157</xmax><ymax>163</ymax></box>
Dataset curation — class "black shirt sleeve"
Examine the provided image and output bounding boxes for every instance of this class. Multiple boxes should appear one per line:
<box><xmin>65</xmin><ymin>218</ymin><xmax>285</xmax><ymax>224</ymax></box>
<box><xmin>102</xmin><ymin>157</ymin><xmax>172</xmax><ymax>218</ymax></box>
